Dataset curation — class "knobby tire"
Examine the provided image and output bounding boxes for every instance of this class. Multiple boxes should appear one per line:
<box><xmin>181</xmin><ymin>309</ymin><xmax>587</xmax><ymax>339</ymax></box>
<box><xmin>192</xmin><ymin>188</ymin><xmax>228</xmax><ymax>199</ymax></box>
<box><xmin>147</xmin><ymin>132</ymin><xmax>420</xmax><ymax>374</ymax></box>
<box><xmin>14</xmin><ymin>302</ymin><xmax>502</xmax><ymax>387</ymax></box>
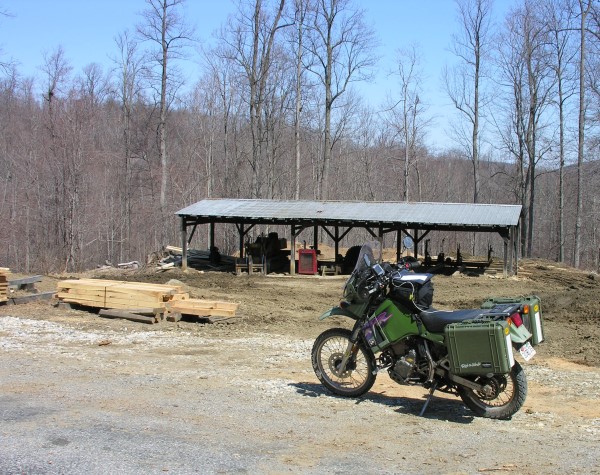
<box><xmin>311</xmin><ymin>328</ymin><xmax>376</xmax><ymax>398</ymax></box>
<box><xmin>458</xmin><ymin>361</ymin><xmax>528</xmax><ymax>420</ymax></box>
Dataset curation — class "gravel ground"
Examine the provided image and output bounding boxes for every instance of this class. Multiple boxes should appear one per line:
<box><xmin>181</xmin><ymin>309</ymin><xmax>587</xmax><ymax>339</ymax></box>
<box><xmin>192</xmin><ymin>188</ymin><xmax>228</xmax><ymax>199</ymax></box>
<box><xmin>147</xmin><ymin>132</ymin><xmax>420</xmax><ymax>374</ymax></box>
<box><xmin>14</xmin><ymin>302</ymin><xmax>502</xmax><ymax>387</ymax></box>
<box><xmin>1</xmin><ymin>312</ymin><xmax>599</xmax><ymax>475</ymax></box>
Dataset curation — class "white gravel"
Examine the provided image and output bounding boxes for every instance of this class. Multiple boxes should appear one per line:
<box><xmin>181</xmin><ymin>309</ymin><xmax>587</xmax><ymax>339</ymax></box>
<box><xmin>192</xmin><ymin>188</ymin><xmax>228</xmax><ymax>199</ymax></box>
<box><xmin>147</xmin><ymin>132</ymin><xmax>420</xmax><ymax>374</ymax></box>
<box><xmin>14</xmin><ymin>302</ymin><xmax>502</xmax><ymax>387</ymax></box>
<box><xmin>1</xmin><ymin>315</ymin><xmax>599</xmax><ymax>474</ymax></box>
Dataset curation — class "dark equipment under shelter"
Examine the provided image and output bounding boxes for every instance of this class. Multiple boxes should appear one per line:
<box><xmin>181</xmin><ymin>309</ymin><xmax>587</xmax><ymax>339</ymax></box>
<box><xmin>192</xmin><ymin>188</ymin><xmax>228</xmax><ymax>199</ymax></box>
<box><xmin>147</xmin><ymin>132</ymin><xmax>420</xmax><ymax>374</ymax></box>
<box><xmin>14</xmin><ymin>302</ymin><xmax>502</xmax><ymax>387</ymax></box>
<box><xmin>175</xmin><ymin>199</ymin><xmax>522</xmax><ymax>276</ymax></box>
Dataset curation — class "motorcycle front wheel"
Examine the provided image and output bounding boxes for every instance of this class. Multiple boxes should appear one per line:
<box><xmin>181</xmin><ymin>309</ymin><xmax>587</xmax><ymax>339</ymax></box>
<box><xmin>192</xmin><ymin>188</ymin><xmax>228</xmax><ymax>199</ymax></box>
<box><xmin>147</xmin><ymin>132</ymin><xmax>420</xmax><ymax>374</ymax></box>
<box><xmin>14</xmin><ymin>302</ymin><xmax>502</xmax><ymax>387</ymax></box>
<box><xmin>457</xmin><ymin>362</ymin><xmax>527</xmax><ymax>420</ymax></box>
<box><xmin>311</xmin><ymin>328</ymin><xmax>376</xmax><ymax>397</ymax></box>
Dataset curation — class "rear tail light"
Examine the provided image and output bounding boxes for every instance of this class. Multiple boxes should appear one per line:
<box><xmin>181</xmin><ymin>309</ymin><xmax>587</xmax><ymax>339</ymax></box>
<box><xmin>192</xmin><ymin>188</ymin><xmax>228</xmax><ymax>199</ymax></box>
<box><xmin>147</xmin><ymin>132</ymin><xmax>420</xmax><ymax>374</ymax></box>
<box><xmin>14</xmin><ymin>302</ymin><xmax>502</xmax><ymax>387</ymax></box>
<box><xmin>522</xmin><ymin>304</ymin><xmax>530</xmax><ymax>314</ymax></box>
<box><xmin>509</xmin><ymin>312</ymin><xmax>523</xmax><ymax>327</ymax></box>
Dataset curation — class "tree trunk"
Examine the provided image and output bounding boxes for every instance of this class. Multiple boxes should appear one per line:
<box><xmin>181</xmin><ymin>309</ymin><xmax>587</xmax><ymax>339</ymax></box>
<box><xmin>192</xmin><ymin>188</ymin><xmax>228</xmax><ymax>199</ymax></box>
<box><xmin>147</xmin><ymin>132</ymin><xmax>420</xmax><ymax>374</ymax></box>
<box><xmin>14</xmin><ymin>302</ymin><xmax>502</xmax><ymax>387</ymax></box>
<box><xmin>574</xmin><ymin>1</ymin><xmax>590</xmax><ymax>268</ymax></box>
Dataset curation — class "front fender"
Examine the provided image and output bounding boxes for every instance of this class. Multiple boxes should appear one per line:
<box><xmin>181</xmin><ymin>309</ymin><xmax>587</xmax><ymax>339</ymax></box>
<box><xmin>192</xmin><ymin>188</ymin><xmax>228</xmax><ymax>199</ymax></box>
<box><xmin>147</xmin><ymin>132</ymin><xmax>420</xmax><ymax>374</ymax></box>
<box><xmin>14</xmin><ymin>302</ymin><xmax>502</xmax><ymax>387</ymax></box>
<box><xmin>319</xmin><ymin>306</ymin><xmax>359</xmax><ymax>321</ymax></box>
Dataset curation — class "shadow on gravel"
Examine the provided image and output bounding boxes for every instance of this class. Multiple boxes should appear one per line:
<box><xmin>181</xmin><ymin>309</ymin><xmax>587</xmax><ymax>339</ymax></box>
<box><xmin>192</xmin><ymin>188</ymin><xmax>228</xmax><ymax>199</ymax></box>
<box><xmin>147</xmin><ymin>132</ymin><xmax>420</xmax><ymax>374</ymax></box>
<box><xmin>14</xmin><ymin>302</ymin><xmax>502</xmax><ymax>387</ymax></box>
<box><xmin>290</xmin><ymin>382</ymin><xmax>475</xmax><ymax>424</ymax></box>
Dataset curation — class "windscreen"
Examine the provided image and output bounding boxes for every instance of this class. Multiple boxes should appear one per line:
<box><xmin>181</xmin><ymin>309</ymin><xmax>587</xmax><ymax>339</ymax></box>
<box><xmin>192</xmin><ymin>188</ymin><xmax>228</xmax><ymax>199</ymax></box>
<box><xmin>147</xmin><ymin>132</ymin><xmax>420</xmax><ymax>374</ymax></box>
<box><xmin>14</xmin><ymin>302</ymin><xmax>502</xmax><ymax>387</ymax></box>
<box><xmin>352</xmin><ymin>241</ymin><xmax>382</xmax><ymax>275</ymax></box>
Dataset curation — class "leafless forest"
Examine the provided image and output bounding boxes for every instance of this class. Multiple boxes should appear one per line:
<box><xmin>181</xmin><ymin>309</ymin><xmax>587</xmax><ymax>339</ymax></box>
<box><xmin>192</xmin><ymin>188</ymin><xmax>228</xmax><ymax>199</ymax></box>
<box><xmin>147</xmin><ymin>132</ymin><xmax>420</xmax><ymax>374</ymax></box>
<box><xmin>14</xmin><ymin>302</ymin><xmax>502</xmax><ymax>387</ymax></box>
<box><xmin>0</xmin><ymin>0</ymin><xmax>599</xmax><ymax>273</ymax></box>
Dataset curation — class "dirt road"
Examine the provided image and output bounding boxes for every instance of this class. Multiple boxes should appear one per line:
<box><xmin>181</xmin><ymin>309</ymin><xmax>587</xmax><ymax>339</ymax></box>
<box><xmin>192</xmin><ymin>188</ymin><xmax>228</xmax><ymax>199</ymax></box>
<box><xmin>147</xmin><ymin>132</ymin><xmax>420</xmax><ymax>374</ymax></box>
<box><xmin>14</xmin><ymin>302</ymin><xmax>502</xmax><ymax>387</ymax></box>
<box><xmin>1</xmin><ymin>261</ymin><xmax>599</xmax><ymax>473</ymax></box>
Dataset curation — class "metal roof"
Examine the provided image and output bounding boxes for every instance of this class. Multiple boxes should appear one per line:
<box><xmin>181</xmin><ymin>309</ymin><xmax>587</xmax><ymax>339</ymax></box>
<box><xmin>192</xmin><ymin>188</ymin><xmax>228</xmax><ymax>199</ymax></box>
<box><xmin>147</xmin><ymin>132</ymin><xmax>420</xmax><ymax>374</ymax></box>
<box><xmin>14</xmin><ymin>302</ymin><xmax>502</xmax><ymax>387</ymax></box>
<box><xmin>176</xmin><ymin>199</ymin><xmax>521</xmax><ymax>232</ymax></box>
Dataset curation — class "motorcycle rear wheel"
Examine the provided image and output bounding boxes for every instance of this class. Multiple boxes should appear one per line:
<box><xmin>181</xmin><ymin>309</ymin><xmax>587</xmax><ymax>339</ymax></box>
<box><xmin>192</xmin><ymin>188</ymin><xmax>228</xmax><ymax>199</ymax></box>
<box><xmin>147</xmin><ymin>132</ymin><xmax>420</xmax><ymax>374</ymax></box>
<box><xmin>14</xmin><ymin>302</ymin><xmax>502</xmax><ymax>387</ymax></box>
<box><xmin>311</xmin><ymin>328</ymin><xmax>376</xmax><ymax>397</ymax></box>
<box><xmin>457</xmin><ymin>362</ymin><xmax>527</xmax><ymax>420</ymax></box>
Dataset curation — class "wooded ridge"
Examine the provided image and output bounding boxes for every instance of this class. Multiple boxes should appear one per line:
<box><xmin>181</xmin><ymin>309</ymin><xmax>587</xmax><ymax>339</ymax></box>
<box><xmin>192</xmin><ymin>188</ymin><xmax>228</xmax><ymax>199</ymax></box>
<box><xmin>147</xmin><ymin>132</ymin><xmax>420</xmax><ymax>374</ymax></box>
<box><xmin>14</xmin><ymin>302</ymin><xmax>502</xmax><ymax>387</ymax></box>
<box><xmin>0</xmin><ymin>0</ymin><xmax>599</xmax><ymax>273</ymax></box>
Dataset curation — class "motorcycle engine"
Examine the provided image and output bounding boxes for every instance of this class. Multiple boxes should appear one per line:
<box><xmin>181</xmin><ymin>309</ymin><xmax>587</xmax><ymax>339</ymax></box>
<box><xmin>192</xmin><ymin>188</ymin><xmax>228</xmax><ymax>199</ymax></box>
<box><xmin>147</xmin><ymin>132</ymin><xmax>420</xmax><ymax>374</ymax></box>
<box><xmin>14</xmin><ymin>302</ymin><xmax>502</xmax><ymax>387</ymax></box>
<box><xmin>388</xmin><ymin>349</ymin><xmax>418</xmax><ymax>384</ymax></box>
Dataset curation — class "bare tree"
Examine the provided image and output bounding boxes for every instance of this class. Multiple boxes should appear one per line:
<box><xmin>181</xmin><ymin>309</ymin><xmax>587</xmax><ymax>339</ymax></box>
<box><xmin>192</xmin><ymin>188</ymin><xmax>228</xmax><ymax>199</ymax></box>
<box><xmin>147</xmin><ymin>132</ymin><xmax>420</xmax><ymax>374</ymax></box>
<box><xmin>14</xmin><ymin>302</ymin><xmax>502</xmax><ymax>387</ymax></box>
<box><xmin>217</xmin><ymin>0</ymin><xmax>290</xmax><ymax>198</ymax></box>
<box><xmin>386</xmin><ymin>45</ymin><xmax>429</xmax><ymax>202</ymax></box>
<box><xmin>522</xmin><ymin>1</ymin><xmax>555</xmax><ymax>257</ymax></box>
<box><xmin>494</xmin><ymin>1</ymin><xmax>555</xmax><ymax>258</ymax></box>
<box><xmin>304</xmin><ymin>0</ymin><xmax>377</xmax><ymax>200</ymax></box>
<box><xmin>289</xmin><ymin>0</ymin><xmax>311</xmax><ymax>200</ymax></box>
<box><xmin>137</xmin><ymin>0</ymin><xmax>193</xmax><ymax>214</ymax></box>
<box><xmin>0</xmin><ymin>9</ymin><xmax>16</xmax><ymax>75</ymax></box>
<box><xmin>546</xmin><ymin>0</ymin><xmax>578</xmax><ymax>263</ymax></box>
<box><xmin>41</xmin><ymin>46</ymin><xmax>78</xmax><ymax>271</ymax></box>
<box><xmin>573</xmin><ymin>0</ymin><xmax>594</xmax><ymax>267</ymax></box>
<box><xmin>444</xmin><ymin>0</ymin><xmax>494</xmax><ymax>204</ymax></box>
<box><xmin>201</xmin><ymin>50</ymin><xmax>247</xmax><ymax>198</ymax></box>
<box><xmin>590</xmin><ymin>4</ymin><xmax>600</xmax><ymax>128</ymax></box>
<box><xmin>113</xmin><ymin>30</ymin><xmax>146</xmax><ymax>261</ymax></box>
<box><xmin>493</xmin><ymin>14</ymin><xmax>529</xmax><ymax>243</ymax></box>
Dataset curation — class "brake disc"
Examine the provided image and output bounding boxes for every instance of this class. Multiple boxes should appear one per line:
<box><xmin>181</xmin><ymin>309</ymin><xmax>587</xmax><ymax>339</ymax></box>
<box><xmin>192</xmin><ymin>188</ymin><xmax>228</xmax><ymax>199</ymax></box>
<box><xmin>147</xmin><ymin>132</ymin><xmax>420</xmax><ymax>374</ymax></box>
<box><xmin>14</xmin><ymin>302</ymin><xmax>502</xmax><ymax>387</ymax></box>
<box><xmin>328</xmin><ymin>352</ymin><xmax>354</xmax><ymax>378</ymax></box>
<box><xmin>479</xmin><ymin>376</ymin><xmax>506</xmax><ymax>400</ymax></box>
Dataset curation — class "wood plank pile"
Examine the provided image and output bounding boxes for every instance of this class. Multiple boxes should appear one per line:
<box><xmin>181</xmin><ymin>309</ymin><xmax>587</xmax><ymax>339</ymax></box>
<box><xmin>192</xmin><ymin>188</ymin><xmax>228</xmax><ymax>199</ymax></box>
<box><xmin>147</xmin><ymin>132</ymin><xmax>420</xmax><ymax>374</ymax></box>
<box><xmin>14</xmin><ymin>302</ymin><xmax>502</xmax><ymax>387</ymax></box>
<box><xmin>0</xmin><ymin>268</ymin><xmax>10</xmax><ymax>302</ymax></box>
<box><xmin>57</xmin><ymin>279</ymin><xmax>186</xmax><ymax>310</ymax></box>
<box><xmin>157</xmin><ymin>246</ymin><xmax>236</xmax><ymax>271</ymax></box>
<box><xmin>166</xmin><ymin>299</ymin><xmax>239</xmax><ymax>322</ymax></box>
<box><xmin>56</xmin><ymin>278</ymin><xmax>239</xmax><ymax>323</ymax></box>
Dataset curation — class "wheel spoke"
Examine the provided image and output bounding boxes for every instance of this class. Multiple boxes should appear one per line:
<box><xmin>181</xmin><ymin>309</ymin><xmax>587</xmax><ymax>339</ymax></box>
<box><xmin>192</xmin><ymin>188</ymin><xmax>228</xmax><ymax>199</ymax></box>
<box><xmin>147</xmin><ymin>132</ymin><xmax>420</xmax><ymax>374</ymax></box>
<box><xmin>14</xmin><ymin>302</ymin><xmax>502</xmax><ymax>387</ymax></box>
<box><xmin>459</xmin><ymin>362</ymin><xmax>527</xmax><ymax>419</ymax></box>
<box><xmin>318</xmin><ymin>336</ymin><xmax>369</xmax><ymax>390</ymax></box>
<box><xmin>476</xmin><ymin>376</ymin><xmax>515</xmax><ymax>407</ymax></box>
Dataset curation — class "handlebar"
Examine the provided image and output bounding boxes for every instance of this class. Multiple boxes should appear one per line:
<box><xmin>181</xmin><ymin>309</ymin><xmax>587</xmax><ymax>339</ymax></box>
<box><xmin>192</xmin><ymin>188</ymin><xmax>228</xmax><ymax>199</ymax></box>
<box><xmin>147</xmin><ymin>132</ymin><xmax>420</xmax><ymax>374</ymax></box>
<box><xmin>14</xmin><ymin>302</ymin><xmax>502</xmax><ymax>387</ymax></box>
<box><xmin>354</xmin><ymin>258</ymin><xmax>423</xmax><ymax>301</ymax></box>
<box><xmin>397</xmin><ymin>259</ymin><xmax>421</xmax><ymax>271</ymax></box>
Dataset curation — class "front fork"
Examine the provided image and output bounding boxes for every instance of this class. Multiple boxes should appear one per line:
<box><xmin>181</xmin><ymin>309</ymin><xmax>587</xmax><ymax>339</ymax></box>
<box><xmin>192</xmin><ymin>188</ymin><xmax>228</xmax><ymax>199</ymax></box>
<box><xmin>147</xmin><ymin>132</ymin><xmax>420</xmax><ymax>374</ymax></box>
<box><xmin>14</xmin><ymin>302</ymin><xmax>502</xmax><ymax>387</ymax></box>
<box><xmin>338</xmin><ymin>323</ymin><xmax>366</xmax><ymax>375</ymax></box>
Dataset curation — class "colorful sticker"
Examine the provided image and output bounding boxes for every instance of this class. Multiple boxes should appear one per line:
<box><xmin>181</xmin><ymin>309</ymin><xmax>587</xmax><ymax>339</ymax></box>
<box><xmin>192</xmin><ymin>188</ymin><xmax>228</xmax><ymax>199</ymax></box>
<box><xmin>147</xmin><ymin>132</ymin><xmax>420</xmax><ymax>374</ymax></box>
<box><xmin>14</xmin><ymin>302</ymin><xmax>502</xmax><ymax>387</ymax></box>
<box><xmin>363</xmin><ymin>311</ymin><xmax>392</xmax><ymax>346</ymax></box>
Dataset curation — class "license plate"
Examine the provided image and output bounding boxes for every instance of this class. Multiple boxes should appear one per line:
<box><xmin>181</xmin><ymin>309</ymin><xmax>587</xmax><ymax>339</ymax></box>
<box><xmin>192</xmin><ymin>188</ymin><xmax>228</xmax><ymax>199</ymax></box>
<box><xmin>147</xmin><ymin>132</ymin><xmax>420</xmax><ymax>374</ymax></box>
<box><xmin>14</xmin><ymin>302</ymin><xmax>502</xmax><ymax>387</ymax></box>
<box><xmin>519</xmin><ymin>341</ymin><xmax>536</xmax><ymax>361</ymax></box>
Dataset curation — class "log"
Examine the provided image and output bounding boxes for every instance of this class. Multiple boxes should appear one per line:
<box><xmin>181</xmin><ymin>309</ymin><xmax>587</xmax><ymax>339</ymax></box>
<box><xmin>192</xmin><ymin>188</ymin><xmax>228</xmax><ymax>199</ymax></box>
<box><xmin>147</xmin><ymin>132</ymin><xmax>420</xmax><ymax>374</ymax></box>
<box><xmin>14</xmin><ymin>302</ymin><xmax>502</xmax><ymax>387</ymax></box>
<box><xmin>117</xmin><ymin>261</ymin><xmax>140</xmax><ymax>269</ymax></box>
<box><xmin>166</xmin><ymin>312</ymin><xmax>183</xmax><ymax>322</ymax></box>
<box><xmin>198</xmin><ymin>315</ymin><xmax>237</xmax><ymax>324</ymax></box>
<box><xmin>8</xmin><ymin>275</ymin><xmax>43</xmax><ymax>290</ymax></box>
<box><xmin>116</xmin><ymin>307</ymin><xmax>164</xmax><ymax>316</ymax></box>
<box><xmin>165</xmin><ymin>245</ymin><xmax>183</xmax><ymax>253</ymax></box>
<box><xmin>98</xmin><ymin>309</ymin><xmax>156</xmax><ymax>324</ymax></box>
<box><xmin>157</xmin><ymin>262</ymin><xmax>176</xmax><ymax>271</ymax></box>
<box><xmin>6</xmin><ymin>291</ymin><xmax>55</xmax><ymax>305</ymax></box>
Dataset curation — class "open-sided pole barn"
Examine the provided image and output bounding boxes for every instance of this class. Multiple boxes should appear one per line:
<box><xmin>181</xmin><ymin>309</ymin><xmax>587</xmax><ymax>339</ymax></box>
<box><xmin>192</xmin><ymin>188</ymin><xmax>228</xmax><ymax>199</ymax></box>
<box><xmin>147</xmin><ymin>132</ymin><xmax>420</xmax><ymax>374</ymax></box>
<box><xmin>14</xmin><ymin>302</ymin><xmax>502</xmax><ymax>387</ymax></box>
<box><xmin>175</xmin><ymin>199</ymin><xmax>522</xmax><ymax>276</ymax></box>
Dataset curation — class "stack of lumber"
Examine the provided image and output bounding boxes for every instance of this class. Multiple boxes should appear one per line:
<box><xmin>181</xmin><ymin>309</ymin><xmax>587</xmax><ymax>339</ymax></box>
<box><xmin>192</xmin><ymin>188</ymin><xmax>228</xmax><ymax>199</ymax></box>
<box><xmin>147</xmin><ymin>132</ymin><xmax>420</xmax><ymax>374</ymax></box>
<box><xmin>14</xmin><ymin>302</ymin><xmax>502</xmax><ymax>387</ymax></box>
<box><xmin>158</xmin><ymin>246</ymin><xmax>236</xmax><ymax>271</ymax></box>
<box><xmin>56</xmin><ymin>278</ymin><xmax>239</xmax><ymax>323</ymax></box>
<box><xmin>166</xmin><ymin>299</ymin><xmax>239</xmax><ymax>323</ymax></box>
<box><xmin>0</xmin><ymin>268</ymin><xmax>10</xmax><ymax>302</ymax></box>
<box><xmin>57</xmin><ymin>279</ymin><xmax>187</xmax><ymax>310</ymax></box>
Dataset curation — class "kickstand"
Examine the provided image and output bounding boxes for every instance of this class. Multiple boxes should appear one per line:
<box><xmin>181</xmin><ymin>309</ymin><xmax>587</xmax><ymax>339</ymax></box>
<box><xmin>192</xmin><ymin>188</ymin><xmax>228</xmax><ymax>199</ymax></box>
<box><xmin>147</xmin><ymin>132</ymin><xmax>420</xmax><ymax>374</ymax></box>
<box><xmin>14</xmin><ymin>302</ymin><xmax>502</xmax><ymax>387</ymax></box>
<box><xmin>419</xmin><ymin>381</ymin><xmax>438</xmax><ymax>417</ymax></box>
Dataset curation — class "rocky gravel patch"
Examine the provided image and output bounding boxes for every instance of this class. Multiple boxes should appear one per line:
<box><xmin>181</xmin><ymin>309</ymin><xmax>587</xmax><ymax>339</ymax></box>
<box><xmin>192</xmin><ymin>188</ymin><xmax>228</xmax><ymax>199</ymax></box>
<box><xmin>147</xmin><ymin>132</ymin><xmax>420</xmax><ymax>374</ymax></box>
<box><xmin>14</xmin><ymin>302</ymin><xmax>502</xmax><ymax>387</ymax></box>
<box><xmin>1</xmin><ymin>314</ymin><xmax>599</xmax><ymax>474</ymax></box>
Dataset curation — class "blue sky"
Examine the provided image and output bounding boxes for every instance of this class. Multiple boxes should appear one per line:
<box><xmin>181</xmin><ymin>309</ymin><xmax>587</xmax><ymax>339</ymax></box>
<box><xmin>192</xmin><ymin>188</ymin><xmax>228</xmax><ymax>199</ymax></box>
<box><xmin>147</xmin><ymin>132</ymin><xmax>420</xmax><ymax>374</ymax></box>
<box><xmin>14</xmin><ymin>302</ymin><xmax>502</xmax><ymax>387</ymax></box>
<box><xmin>0</xmin><ymin>0</ymin><xmax>511</xmax><ymax>150</ymax></box>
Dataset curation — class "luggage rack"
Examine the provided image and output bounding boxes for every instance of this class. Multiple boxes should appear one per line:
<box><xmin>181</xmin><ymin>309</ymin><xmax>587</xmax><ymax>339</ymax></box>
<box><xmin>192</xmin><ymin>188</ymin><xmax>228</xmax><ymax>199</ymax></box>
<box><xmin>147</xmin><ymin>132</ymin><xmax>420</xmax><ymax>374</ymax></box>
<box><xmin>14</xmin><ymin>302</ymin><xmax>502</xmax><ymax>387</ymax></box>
<box><xmin>470</xmin><ymin>303</ymin><xmax>522</xmax><ymax>322</ymax></box>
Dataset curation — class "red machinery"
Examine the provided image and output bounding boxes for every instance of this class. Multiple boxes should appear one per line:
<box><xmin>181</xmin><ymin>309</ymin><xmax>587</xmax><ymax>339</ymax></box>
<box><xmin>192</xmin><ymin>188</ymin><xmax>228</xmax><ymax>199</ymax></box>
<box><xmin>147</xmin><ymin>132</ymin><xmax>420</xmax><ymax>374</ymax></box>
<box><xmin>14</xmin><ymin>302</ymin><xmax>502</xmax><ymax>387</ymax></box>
<box><xmin>298</xmin><ymin>249</ymin><xmax>317</xmax><ymax>275</ymax></box>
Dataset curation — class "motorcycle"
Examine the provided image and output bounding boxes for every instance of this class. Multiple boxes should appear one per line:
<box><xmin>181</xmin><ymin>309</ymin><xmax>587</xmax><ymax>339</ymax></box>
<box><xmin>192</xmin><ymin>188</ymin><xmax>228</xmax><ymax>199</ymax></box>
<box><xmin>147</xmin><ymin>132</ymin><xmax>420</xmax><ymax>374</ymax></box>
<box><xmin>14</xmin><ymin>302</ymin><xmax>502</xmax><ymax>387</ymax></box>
<box><xmin>311</xmin><ymin>241</ymin><xmax>544</xmax><ymax>419</ymax></box>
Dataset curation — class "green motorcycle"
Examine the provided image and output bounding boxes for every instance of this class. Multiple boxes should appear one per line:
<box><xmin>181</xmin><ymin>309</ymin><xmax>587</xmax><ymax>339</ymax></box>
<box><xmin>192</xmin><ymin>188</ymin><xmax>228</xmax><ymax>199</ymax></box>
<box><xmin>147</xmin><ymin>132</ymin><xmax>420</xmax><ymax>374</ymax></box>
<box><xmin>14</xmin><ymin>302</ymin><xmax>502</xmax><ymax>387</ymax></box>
<box><xmin>311</xmin><ymin>241</ymin><xmax>544</xmax><ymax>419</ymax></box>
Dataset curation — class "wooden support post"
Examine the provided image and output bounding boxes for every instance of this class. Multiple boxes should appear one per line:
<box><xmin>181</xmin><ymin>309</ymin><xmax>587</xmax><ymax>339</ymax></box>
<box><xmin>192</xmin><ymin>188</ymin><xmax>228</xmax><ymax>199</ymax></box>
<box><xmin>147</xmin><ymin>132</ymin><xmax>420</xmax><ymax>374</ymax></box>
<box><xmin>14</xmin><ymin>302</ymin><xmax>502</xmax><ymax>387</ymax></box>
<box><xmin>181</xmin><ymin>218</ymin><xmax>188</xmax><ymax>271</ymax></box>
<box><xmin>396</xmin><ymin>230</ymin><xmax>401</xmax><ymax>262</ymax></box>
<box><xmin>290</xmin><ymin>225</ymin><xmax>296</xmax><ymax>275</ymax></box>
<box><xmin>414</xmin><ymin>229</ymin><xmax>419</xmax><ymax>259</ymax></box>
<box><xmin>513</xmin><ymin>224</ymin><xmax>521</xmax><ymax>275</ymax></box>
<box><xmin>238</xmin><ymin>224</ymin><xmax>245</xmax><ymax>259</ymax></box>
<box><xmin>503</xmin><ymin>235</ymin><xmax>509</xmax><ymax>278</ymax></box>
<box><xmin>209</xmin><ymin>222</ymin><xmax>215</xmax><ymax>251</ymax></box>
<box><xmin>334</xmin><ymin>226</ymin><xmax>339</xmax><ymax>264</ymax></box>
<box><xmin>508</xmin><ymin>227</ymin><xmax>514</xmax><ymax>276</ymax></box>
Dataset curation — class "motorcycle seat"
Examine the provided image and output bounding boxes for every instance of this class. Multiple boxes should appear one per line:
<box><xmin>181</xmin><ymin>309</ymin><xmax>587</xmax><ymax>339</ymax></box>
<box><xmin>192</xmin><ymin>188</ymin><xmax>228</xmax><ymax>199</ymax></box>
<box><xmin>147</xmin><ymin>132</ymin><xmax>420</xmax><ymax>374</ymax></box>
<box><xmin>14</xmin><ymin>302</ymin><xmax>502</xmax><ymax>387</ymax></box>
<box><xmin>418</xmin><ymin>308</ymin><xmax>488</xmax><ymax>333</ymax></box>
